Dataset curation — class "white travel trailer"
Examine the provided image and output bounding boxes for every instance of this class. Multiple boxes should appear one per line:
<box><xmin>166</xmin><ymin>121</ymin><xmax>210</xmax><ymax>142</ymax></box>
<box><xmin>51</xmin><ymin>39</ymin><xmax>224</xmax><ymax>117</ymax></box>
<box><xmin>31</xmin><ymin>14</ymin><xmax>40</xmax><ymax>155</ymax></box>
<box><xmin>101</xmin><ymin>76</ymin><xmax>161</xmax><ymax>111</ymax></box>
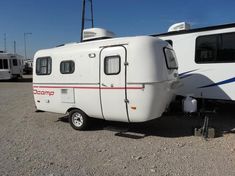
<box><xmin>0</xmin><ymin>52</ymin><xmax>24</xmax><ymax>80</ymax></box>
<box><xmin>33</xmin><ymin>28</ymin><xmax>179</xmax><ymax>130</ymax></box>
<box><xmin>154</xmin><ymin>22</ymin><xmax>235</xmax><ymax>102</ymax></box>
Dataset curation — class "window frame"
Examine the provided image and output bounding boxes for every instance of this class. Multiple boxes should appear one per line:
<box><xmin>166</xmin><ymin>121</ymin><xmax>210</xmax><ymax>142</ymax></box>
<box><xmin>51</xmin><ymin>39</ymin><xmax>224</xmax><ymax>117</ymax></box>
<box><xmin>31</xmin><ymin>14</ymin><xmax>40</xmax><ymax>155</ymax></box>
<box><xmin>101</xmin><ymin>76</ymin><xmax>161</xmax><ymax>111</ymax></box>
<box><xmin>104</xmin><ymin>55</ymin><xmax>121</xmax><ymax>75</ymax></box>
<box><xmin>163</xmin><ymin>47</ymin><xmax>178</xmax><ymax>70</ymax></box>
<box><xmin>60</xmin><ymin>60</ymin><xmax>75</xmax><ymax>74</ymax></box>
<box><xmin>195</xmin><ymin>32</ymin><xmax>235</xmax><ymax>64</ymax></box>
<box><xmin>36</xmin><ymin>57</ymin><xmax>52</xmax><ymax>75</ymax></box>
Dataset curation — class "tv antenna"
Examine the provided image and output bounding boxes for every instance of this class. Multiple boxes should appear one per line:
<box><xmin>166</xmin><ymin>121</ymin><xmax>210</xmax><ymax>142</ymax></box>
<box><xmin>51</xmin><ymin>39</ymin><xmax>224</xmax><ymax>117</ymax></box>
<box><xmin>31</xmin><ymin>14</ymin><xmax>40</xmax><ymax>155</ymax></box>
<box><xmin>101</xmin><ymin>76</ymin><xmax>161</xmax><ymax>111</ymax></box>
<box><xmin>80</xmin><ymin>0</ymin><xmax>94</xmax><ymax>42</ymax></box>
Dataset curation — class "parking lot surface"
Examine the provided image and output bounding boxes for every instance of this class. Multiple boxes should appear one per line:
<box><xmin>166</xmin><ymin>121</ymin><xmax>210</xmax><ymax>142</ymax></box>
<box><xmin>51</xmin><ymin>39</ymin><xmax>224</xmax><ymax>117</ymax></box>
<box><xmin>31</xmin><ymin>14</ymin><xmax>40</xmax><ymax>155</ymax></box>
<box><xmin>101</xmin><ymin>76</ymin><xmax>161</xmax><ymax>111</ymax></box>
<box><xmin>0</xmin><ymin>77</ymin><xmax>235</xmax><ymax>176</ymax></box>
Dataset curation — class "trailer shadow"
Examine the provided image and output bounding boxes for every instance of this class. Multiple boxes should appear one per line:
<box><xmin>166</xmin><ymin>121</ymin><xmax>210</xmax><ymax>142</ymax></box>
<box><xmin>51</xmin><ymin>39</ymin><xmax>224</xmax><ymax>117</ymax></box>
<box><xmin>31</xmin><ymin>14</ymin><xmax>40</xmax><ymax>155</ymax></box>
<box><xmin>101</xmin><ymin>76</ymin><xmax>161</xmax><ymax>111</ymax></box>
<box><xmin>57</xmin><ymin>106</ymin><xmax>235</xmax><ymax>139</ymax></box>
<box><xmin>0</xmin><ymin>77</ymin><xmax>32</xmax><ymax>83</ymax></box>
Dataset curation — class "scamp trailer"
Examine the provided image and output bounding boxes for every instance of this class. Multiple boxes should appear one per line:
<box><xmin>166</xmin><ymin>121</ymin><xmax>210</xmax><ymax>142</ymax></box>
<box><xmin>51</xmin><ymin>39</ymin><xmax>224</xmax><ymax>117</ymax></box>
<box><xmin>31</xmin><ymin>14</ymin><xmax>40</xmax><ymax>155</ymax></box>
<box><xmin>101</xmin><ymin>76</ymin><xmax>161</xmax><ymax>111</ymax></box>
<box><xmin>33</xmin><ymin>28</ymin><xmax>179</xmax><ymax>130</ymax></box>
<box><xmin>154</xmin><ymin>22</ymin><xmax>235</xmax><ymax>102</ymax></box>
<box><xmin>0</xmin><ymin>52</ymin><xmax>24</xmax><ymax>80</ymax></box>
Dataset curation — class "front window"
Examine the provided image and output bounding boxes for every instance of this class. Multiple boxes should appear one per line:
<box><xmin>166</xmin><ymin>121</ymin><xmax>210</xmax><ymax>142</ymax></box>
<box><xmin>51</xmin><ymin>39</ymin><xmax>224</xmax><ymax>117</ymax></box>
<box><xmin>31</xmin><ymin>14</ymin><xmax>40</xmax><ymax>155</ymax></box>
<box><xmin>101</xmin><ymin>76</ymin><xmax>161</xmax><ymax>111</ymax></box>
<box><xmin>164</xmin><ymin>48</ymin><xmax>178</xmax><ymax>69</ymax></box>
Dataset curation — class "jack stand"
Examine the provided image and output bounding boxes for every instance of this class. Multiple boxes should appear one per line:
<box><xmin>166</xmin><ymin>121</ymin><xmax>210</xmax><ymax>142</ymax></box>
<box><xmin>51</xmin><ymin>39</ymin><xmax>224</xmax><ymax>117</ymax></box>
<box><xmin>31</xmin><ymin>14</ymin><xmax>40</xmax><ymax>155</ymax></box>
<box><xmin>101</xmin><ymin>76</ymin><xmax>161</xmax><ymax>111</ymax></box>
<box><xmin>194</xmin><ymin>114</ymin><xmax>215</xmax><ymax>139</ymax></box>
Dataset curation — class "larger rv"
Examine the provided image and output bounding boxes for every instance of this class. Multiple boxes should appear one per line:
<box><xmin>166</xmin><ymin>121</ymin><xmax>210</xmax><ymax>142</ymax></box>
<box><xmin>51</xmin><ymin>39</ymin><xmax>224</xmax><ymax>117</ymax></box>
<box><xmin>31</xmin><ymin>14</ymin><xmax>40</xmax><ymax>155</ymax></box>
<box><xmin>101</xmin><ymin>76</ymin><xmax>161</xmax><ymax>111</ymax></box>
<box><xmin>154</xmin><ymin>22</ymin><xmax>235</xmax><ymax>102</ymax></box>
<box><xmin>0</xmin><ymin>52</ymin><xmax>24</xmax><ymax>80</ymax></box>
<box><xmin>33</xmin><ymin>28</ymin><xmax>179</xmax><ymax>130</ymax></box>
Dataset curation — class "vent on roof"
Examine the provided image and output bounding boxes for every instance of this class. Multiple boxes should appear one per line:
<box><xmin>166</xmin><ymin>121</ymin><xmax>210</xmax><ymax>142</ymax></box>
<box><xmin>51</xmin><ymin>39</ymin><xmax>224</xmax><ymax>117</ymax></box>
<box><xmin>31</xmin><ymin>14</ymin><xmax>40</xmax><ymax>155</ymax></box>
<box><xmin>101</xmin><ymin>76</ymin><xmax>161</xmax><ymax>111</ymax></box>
<box><xmin>168</xmin><ymin>22</ymin><xmax>191</xmax><ymax>32</ymax></box>
<box><xmin>82</xmin><ymin>28</ymin><xmax>116</xmax><ymax>41</ymax></box>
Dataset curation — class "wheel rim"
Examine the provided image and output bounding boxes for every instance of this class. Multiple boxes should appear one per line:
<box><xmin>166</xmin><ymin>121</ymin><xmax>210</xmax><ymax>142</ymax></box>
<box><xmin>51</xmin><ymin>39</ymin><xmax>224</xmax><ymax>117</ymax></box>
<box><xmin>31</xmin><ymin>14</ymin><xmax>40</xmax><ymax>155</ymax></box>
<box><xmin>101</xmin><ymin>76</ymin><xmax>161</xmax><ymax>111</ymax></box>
<box><xmin>72</xmin><ymin>112</ymin><xmax>83</xmax><ymax>127</ymax></box>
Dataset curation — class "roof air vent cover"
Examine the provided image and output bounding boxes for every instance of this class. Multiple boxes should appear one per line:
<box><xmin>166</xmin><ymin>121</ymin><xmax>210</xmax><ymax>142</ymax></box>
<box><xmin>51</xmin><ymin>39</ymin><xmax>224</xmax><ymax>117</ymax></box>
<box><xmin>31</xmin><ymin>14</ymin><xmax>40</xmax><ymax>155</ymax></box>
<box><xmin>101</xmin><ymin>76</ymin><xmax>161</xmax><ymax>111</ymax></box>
<box><xmin>168</xmin><ymin>22</ymin><xmax>191</xmax><ymax>32</ymax></box>
<box><xmin>83</xmin><ymin>28</ymin><xmax>116</xmax><ymax>41</ymax></box>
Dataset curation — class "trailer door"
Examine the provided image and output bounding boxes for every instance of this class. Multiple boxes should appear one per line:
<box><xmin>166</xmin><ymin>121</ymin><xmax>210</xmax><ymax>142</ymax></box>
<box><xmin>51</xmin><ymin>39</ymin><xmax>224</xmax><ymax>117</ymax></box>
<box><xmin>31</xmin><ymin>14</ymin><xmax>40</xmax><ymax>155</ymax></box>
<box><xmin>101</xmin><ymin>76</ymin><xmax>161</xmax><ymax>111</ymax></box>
<box><xmin>100</xmin><ymin>46</ymin><xmax>129</xmax><ymax>122</ymax></box>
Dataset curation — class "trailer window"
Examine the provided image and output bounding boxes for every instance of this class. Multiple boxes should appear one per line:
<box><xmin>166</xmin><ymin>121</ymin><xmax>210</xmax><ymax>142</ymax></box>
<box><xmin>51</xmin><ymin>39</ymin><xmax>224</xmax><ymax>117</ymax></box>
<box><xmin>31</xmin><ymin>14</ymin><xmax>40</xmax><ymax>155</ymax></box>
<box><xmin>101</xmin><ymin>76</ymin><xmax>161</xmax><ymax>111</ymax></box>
<box><xmin>36</xmin><ymin>57</ymin><xmax>52</xmax><ymax>75</ymax></box>
<box><xmin>1</xmin><ymin>59</ymin><xmax>9</xmax><ymax>69</ymax></box>
<box><xmin>195</xmin><ymin>32</ymin><xmax>235</xmax><ymax>63</ymax></box>
<box><xmin>166</xmin><ymin>40</ymin><xmax>173</xmax><ymax>46</ymax></box>
<box><xmin>60</xmin><ymin>61</ymin><xmax>75</xmax><ymax>74</ymax></box>
<box><xmin>0</xmin><ymin>59</ymin><xmax>8</xmax><ymax>69</ymax></box>
<box><xmin>104</xmin><ymin>55</ymin><xmax>121</xmax><ymax>75</ymax></box>
<box><xmin>13</xmin><ymin>59</ymin><xmax>18</xmax><ymax>66</ymax></box>
<box><xmin>164</xmin><ymin>48</ymin><xmax>178</xmax><ymax>69</ymax></box>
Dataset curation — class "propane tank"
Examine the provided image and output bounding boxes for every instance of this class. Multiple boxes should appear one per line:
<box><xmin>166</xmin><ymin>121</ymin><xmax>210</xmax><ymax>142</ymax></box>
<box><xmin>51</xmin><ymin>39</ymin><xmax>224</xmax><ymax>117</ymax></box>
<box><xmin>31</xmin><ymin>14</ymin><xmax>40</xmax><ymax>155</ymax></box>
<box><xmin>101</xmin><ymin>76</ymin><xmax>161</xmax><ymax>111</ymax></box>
<box><xmin>183</xmin><ymin>95</ymin><xmax>197</xmax><ymax>113</ymax></box>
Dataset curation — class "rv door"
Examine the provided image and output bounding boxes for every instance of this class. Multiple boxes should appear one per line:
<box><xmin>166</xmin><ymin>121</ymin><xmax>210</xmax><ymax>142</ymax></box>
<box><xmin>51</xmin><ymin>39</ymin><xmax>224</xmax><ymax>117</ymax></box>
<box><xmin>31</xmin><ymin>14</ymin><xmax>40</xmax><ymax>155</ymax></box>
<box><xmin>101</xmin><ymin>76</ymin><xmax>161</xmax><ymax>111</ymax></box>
<box><xmin>100</xmin><ymin>46</ymin><xmax>129</xmax><ymax>122</ymax></box>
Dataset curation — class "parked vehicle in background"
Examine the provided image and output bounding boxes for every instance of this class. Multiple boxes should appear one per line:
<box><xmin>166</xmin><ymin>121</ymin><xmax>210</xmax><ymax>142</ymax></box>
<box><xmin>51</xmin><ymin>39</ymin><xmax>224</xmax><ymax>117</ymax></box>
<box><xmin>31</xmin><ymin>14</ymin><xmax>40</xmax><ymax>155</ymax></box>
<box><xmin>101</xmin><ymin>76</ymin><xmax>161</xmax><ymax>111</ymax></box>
<box><xmin>23</xmin><ymin>59</ymin><xmax>33</xmax><ymax>74</ymax></box>
<box><xmin>154</xmin><ymin>22</ymin><xmax>235</xmax><ymax>102</ymax></box>
<box><xmin>0</xmin><ymin>51</ymin><xmax>24</xmax><ymax>80</ymax></box>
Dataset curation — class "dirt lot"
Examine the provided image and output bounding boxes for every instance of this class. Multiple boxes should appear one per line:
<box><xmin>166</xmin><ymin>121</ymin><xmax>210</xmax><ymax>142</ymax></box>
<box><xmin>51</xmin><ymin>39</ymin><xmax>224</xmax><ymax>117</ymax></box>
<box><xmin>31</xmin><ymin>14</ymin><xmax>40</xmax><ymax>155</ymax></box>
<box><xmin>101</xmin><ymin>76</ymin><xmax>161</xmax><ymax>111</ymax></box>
<box><xmin>0</xmin><ymin>76</ymin><xmax>235</xmax><ymax>176</ymax></box>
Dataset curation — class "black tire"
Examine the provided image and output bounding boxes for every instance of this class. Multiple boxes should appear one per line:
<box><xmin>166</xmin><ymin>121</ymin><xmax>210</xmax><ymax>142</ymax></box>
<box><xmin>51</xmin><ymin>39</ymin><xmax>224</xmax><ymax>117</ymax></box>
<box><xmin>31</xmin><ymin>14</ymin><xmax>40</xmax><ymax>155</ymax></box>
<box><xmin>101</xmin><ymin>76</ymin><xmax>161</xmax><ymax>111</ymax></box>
<box><xmin>69</xmin><ymin>109</ymin><xmax>89</xmax><ymax>130</ymax></box>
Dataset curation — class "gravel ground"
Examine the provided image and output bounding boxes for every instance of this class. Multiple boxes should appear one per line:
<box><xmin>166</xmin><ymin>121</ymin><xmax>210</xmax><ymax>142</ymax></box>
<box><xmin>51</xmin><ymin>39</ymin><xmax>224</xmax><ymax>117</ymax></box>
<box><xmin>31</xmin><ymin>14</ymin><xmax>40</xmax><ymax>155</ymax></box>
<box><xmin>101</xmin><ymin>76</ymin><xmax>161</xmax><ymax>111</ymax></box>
<box><xmin>0</xmin><ymin>76</ymin><xmax>235</xmax><ymax>176</ymax></box>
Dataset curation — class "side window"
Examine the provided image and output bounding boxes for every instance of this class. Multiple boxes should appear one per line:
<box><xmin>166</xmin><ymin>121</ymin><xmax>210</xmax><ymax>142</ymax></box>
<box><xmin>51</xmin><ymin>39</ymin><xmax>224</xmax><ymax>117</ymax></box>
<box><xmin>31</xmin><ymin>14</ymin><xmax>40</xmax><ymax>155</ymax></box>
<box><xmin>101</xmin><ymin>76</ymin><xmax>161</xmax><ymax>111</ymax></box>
<box><xmin>195</xmin><ymin>35</ymin><xmax>218</xmax><ymax>63</ymax></box>
<box><xmin>218</xmin><ymin>33</ymin><xmax>235</xmax><ymax>62</ymax></box>
<box><xmin>3</xmin><ymin>59</ymin><xmax>8</xmax><ymax>69</ymax></box>
<box><xmin>36</xmin><ymin>57</ymin><xmax>52</xmax><ymax>75</ymax></box>
<box><xmin>13</xmin><ymin>59</ymin><xmax>18</xmax><ymax>66</ymax></box>
<box><xmin>195</xmin><ymin>32</ymin><xmax>235</xmax><ymax>63</ymax></box>
<box><xmin>60</xmin><ymin>60</ymin><xmax>75</xmax><ymax>74</ymax></box>
<box><xmin>163</xmin><ymin>48</ymin><xmax>178</xmax><ymax>69</ymax></box>
<box><xmin>104</xmin><ymin>55</ymin><xmax>121</xmax><ymax>75</ymax></box>
<box><xmin>0</xmin><ymin>59</ymin><xmax>2</xmax><ymax>69</ymax></box>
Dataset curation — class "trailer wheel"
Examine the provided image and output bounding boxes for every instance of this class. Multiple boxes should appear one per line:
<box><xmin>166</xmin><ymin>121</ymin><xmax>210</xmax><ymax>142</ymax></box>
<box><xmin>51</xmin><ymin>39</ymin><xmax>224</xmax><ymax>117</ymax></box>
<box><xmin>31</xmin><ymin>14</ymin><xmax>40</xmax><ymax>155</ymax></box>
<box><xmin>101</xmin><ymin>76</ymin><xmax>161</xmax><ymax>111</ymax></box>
<box><xmin>69</xmin><ymin>109</ymin><xmax>89</xmax><ymax>130</ymax></box>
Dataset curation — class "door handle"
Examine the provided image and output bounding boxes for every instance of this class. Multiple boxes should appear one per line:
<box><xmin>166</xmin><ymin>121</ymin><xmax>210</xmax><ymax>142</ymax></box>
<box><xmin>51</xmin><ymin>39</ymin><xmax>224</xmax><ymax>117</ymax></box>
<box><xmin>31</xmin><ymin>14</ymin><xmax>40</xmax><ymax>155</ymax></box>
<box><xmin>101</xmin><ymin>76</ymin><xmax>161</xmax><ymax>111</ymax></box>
<box><xmin>102</xmin><ymin>83</ymin><xmax>108</xmax><ymax>87</ymax></box>
<box><xmin>102</xmin><ymin>83</ymin><xmax>114</xmax><ymax>87</ymax></box>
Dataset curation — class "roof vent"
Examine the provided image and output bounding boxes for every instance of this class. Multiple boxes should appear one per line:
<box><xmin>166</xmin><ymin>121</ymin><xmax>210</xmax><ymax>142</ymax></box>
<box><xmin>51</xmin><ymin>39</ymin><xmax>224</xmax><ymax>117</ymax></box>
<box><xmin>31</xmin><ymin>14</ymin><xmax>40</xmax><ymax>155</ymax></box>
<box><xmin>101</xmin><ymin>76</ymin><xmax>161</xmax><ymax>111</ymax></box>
<box><xmin>168</xmin><ymin>22</ymin><xmax>191</xmax><ymax>32</ymax></box>
<box><xmin>82</xmin><ymin>28</ymin><xmax>115</xmax><ymax>41</ymax></box>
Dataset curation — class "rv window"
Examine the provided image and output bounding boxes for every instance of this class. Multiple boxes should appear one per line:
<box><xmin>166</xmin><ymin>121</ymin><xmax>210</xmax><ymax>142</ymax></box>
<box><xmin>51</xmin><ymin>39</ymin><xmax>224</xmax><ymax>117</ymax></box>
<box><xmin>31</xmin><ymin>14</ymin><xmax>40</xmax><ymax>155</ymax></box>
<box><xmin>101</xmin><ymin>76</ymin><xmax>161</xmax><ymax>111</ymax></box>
<box><xmin>60</xmin><ymin>61</ymin><xmax>75</xmax><ymax>74</ymax></box>
<box><xmin>166</xmin><ymin>40</ymin><xmax>173</xmax><ymax>46</ymax></box>
<box><xmin>218</xmin><ymin>33</ymin><xmax>235</xmax><ymax>62</ymax></box>
<box><xmin>13</xmin><ymin>59</ymin><xmax>18</xmax><ymax>66</ymax></box>
<box><xmin>104</xmin><ymin>56</ymin><xmax>121</xmax><ymax>75</ymax></box>
<box><xmin>196</xmin><ymin>32</ymin><xmax>235</xmax><ymax>63</ymax></box>
<box><xmin>0</xmin><ymin>59</ymin><xmax>2</xmax><ymax>69</ymax></box>
<box><xmin>164</xmin><ymin>48</ymin><xmax>178</xmax><ymax>69</ymax></box>
<box><xmin>3</xmin><ymin>59</ymin><xmax>8</xmax><ymax>69</ymax></box>
<box><xmin>36</xmin><ymin>57</ymin><xmax>52</xmax><ymax>75</ymax></box>
<box><xmin>195</xmin><ymin>35</ymin><xmax>218</xmax><ymax>63</ymax></box>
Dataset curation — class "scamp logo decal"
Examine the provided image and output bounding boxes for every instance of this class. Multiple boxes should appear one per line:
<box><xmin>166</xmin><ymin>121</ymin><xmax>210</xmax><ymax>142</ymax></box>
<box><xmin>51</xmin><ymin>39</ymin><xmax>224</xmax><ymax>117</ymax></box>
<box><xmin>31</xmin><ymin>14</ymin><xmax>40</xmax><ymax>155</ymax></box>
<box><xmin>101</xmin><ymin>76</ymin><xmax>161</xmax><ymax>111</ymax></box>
<box><xmin>33</xmin><ymin>89</ymin><xmax>55</xmax><ymax>96</ymax></box>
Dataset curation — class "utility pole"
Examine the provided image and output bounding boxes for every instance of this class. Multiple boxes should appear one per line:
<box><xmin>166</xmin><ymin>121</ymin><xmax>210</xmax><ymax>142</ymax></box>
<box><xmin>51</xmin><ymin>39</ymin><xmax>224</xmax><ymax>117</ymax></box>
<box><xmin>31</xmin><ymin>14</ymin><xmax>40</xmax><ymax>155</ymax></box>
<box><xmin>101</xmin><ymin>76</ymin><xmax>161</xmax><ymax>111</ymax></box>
<box><xmin>4</xmin><ymin>33</ymin><xmax>7</xmax><ymax>52</ymax></box>
<box><xmin>80</xmin><ymin>0</ymin><xmax>94</xmax><ymax>42</ymax></box>
<box><xmin>90</xmin><ymin>0</ymin><xmax>94</xmax><ymax>28</ymax></box>
<box><xmin>80</xmin><ymin>0</ymin><xmax>86</xmax><ymax>42</ymax></box>
<box><xmin>13</xmin><ymin>40</ymin><xmax>16</xmax><ymax>55</ymax></box>
<box><xmin>24</xmin><ymin>32</ymin><xmax>32</xmax><ymax>60</ymax></box>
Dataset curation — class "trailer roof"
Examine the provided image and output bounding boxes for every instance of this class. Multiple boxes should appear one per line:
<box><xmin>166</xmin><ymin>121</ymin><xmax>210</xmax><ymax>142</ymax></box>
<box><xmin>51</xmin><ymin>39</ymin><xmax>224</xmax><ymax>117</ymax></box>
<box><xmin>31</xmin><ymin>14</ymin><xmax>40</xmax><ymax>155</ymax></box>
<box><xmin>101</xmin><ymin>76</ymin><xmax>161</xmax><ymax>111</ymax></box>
<box><xmin>152</xmin><ymin>22</ymin><xmax>235</xmax><ymax>37</ymax></box>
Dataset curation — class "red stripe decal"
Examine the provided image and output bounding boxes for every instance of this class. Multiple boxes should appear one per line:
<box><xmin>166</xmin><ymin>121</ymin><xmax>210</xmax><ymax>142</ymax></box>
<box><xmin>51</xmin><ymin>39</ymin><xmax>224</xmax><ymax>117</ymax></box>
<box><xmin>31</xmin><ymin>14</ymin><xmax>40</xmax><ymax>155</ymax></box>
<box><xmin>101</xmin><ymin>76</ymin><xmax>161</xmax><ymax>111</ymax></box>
<box><xmin>33</xmin><ymin>85</ymin><xmax>143</xmax><ymax>90</ymax></box>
